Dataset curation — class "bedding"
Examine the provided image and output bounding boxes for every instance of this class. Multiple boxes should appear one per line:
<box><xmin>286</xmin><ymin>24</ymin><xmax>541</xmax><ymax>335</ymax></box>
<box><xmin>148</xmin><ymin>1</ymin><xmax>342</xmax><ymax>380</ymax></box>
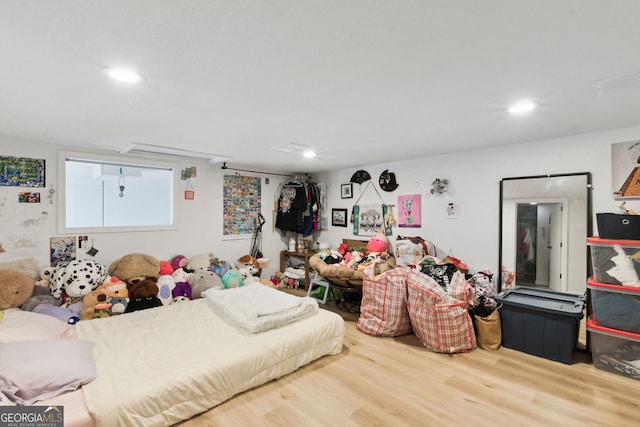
<box><xmin>0</xmin><ymin>308</ymin><xmax>77</xmax><ymax>343</ymax></box>
<box><xmin>75</xmin><ymin>298</ymin><xmax>344</xmax><ymax>426</ymax></box>
<box><xmin>204</xmin><ymin>282</ymin><xmax>318</xmax><ymax>333</ymax></box>
<box><xmin>0</xmin><ymin>339</ymin><xmax>96</xmax><ymax>405</ymax></box>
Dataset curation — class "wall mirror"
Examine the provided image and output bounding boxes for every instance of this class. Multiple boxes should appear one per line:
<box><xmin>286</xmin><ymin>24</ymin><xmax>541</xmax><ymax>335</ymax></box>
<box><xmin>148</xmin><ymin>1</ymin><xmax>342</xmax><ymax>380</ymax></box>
<box><xmin>499</xmin><ymin>173</ymin><xmax>592</xmax><ymax>295</ymax></box>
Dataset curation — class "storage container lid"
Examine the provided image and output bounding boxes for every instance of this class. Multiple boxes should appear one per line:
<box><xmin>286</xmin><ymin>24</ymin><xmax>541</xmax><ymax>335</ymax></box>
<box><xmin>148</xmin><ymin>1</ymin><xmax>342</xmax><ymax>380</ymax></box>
<box><xmin>587</xmin><ymin>236</ymin><xmax>640</xmax><ymax>246</ymax></box>
<box><xmin>586</xmin><ymin>318</ymin><xmax>640</xmax><ymax>340</ymax></box>
<box><xmin>587</xmin><ymin>279</ymin><xmax>640</xmax><ymax>294</ymax></box>
<box><xmin>495</xmin><ymin>287</ymin><xmax>585</xmax><ymax>317</ymax></box>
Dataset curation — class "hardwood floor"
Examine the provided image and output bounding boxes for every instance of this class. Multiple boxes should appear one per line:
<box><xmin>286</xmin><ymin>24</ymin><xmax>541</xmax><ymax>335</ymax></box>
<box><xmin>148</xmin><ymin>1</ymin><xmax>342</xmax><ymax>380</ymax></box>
<box><xmin>180</xmin><ymin>313</ymin><xmax>640</xmax><ymax>427</ymax></box>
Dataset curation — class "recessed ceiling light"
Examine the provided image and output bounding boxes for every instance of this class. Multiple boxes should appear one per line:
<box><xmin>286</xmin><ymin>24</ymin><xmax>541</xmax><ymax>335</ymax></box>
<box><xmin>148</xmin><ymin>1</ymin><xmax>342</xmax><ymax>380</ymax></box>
<box><xmin>104</xmin><ymin>67</ymin><xmax>145</xmax><ymax>84</ymax></box>
<box><xmin>508</xmin><ymin>99</ymin><xmax>538</xmax><ymax>115</ymax></box>
<box><xmin>302</xmin><ymin>150</ymin><xmax>316</xmax><ymax>158</ymax></box>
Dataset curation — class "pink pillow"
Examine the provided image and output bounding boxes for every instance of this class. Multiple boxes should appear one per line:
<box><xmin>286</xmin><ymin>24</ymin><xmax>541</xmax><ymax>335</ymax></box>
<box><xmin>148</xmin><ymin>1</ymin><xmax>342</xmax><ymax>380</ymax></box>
<box><xmin>0</xmin><ymin>339</ymin><xmax>96</xmax><ymax>405</ymax></box>
<box><xmin>0</xmin><ymin>309</ymin><xmax>76</xmax><ymax>343</ymax></box>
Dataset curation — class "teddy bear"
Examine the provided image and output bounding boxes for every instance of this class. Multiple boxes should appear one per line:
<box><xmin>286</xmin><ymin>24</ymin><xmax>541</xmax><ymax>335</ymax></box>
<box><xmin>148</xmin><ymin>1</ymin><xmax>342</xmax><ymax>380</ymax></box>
<box><xmin>20</xmin><ymin>286</ymin><xmax>61</xmax><ymax>312</ymax></box>
<box><xmin>49</xmin><ymin>259</ymin><xmax>108</xmax><ymax>302</ymax></box>
<box><xmin>0</xmin><ymin>269</ymin><xmax>34</xmax><ymax>310</ymax></box>
<box><xmin>187</xmin><ymin>254</ymin><xmax>214</xmax><ymax>272</ymax></box>
<box><xmin>80</xmin><ymin>289</ymin><xmax>112</xmax><ymax>320</ymax></box>
<box><xmin>96</xmin><ymin>276</ymin><xmax>129</xmax><ymax>300</ymax></box>
<box><xmin>158</xmin><ymin>261</ymin><xmax>174</xmax><ymax>276</ymax></box>
<box><xmin>108</xmin><ymin>296</ymin><xmax>129</xmax><ymax>315</ymax></box>
<box><xmin>95</xmin><ymin>277</ymin><xmax>129</xmax><ymax>315</ymax></box>
<box><xmin>210</xmin><ymin>257</ymin><xmax>231</xmax><ymax>278</ymax></box>
<box><xmin>35</xmin><ymin>265</ymin><xmax>56</xmax><ymax>287</ymax></box>
<box><xmin>125</xmin><ymin>279</ymin><xmax>163</xmax><ymax>313</ymax></box>
<box><xmin>221</xmin><ymin>269</ymin><xmax>244</xmax><ymax>289</ymax></box>
<box><xmin>172</xmin><ymin>267</ymin><xmax>192</xmax><ymax>284</ymax></box>
<box><xmin>367</xmin><ymin>233</ymin><xmax>388</xmax><ymax>253</ymax></box>
<box><xmin>190</xmin><ymin>270</ymin><xmax>223</xmax><ymax>299</ymax></box>
<box><xmin>33</xmin><ymin>302</ymin><xmax>81</xmax><ymax>324</ymax></box>
<box><xmin>236</xmin><ymin>255</ymin><xmax>270</xmax><ymax>277</ymax></box>
<box><xmin>238</xmin><ymin>267</ymin><xmax>258</xmax><ymax>284</ymax></box>
<box><xmin>170</xmin><ymin>255</ymin><xmax>188</xmax><ymax>272</ymax></box>
<box><xmin>172</xmin><ymin>282</ymin><xmax>192</xmax><ymax>302</ymax></box>
<box><xmin>156</xmin><ymin>274</ymin><xmax>176</xmax><ymax>305</ymax></box>
<box><xmin>108</xmin><ymin>253</ymin><xmax>160</xmax><ymax>286</ymax></box>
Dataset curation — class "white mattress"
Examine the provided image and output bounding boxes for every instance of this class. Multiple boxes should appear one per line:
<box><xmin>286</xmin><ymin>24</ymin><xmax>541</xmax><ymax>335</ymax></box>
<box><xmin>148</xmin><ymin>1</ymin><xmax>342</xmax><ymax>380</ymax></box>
<box><xmin>76</xmin><ymin>299</ymin><xmax>344</xmax><ymax>426</ymax></box>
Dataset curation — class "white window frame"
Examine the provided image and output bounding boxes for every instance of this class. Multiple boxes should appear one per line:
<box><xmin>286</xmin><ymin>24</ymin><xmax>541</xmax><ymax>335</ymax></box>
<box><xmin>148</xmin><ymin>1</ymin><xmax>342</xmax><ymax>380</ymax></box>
<box><xmin>58</xmin><ymin>150</ymin><xmax>177</xmax><ymax>234</ymax></box>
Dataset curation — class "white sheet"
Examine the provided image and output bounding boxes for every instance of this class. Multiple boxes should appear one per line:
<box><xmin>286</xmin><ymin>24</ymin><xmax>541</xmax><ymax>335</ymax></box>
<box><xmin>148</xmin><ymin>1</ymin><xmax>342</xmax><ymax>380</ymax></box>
<box><xmin>204</xmin><ymin>283</ymin><xmax>319</xmax><ymax>332</ymax></box>
<box><xmin>76</xmin><ymin>299</ymin><xmax>343</xmax><ymax>426</ymax></box>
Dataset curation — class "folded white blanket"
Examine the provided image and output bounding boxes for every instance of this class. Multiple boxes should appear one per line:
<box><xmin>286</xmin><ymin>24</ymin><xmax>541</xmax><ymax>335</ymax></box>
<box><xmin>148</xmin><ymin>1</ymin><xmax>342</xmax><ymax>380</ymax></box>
<box><xmin>204</xmin><ymin>283</ymin><xmax>318</xmax><ymax>333</ymax></box>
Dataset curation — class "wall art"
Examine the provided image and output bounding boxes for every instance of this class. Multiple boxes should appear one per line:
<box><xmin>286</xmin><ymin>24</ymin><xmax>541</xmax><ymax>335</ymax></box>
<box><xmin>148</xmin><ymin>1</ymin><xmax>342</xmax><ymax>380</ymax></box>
<box><xmin>332</xmin><ymin>208</ymin><xmax>348</xmax><ymax>227</ymax></box>
<box><xmin>222</xmin><ymin>174</ymin><xmax>262</xmax><ymax>239</ymax></box>
<box><xmin>398</xmin><ymin>194</ymin><xmax>421</xmax><ymax>227</ymax></box>
<box><xmin>0</xmin><ymin>156</ymin><xmax>45</xmax><ymax>187</ymax></box>
<box><xmin>341</xmin><ymin>183</ymin><xmax>353</xmax><ymax>199</ymax></box>
<box><xmin>612</xmin><ymin>140</ymin><xmax>640</xmax><ymax>198</ymax></box>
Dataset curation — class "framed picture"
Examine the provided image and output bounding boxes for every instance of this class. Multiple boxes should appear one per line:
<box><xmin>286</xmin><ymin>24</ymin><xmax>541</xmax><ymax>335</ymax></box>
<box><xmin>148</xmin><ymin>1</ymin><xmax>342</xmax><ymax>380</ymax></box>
<box><xmin>332</xmin><ymin>208</ymin><xmax>348</xmax><ymax>227</ymax></box>
<box><xmin>341</xmin><ymin>183</ymin><xmax>353</xmax><ymax>199</ymax></box>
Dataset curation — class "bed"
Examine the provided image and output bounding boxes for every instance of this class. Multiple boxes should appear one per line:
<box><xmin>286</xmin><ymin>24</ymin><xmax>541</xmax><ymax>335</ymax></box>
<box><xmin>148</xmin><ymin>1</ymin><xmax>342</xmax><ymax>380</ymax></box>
<box><xmin>0</xmin><ymin>289</ymin><xmax>344</xmax><ymax>426</ymax></box>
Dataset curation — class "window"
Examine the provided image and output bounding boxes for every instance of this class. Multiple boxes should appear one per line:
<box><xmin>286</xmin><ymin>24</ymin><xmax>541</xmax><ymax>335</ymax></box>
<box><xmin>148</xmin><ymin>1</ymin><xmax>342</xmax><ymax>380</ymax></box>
<box><xmin>59</xmin><ymin>151</ymin><xmax>175</xmax><ymax>233</ymax></box>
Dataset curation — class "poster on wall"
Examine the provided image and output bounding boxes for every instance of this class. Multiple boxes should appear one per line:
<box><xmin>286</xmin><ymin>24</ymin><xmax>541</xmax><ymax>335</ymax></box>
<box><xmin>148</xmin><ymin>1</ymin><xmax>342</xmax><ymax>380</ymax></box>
<box><xmin>398</xmin><ymin>194</ymin><xmax>421</xmax><ymax>227</ymax></box>
<box><xmin>612</xmin><ymin>140</ymin><xmax>640</xmax><ymax>198</ymax></box>
<box><xmin>0</xmin><ymin>156</ymin><xmax>45</xmax><ymax>187</ymax></box>
<box><xmin>50</xmin><ymin>236</ymin><xmax>76</xmax><ymax>267</ymax></box>
<box><xmin>222</xmin><ymin>174</ymin><xmax>262</xmax><ymax>240</ymax></box>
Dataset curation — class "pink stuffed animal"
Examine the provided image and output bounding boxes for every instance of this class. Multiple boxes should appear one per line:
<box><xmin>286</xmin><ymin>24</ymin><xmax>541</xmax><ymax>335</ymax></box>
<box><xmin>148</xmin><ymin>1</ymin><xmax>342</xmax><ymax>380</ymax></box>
<box><xmin>367</xmin><ymin>233</ymin><xmax>388</xmax><ymax>253</ymax></box>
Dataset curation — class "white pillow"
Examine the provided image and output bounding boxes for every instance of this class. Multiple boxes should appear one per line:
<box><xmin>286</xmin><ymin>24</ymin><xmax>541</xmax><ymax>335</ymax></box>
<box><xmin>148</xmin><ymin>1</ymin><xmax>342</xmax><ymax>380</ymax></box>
<box><xmin>0</xmin><ymin>339</ymin><xmax>96</xmax><ymax>405</ymax></box>
<box><xmin>0</xmin><ymin>309</ymin><xmax>76</xmax><ymax>343</ymax></box>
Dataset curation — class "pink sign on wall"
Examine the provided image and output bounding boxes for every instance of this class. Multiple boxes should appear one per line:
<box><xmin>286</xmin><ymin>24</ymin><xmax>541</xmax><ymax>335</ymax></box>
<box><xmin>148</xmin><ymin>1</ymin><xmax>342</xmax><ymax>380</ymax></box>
<box><xmin>398</xmin><ymin>194</ymin><xmax>421</xmax><ymax>227</ymax></box>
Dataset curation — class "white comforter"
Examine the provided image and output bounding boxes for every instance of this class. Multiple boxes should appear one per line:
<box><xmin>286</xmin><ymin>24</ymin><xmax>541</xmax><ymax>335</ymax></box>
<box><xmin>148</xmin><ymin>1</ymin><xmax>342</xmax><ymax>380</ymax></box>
<box><xmin>76</xmin><ymin>299</ymin><xmax>344</xmax><ymax>426</ymax></box>
<box><xmin>204</xmin><ymin>283</ymin><xmax>318</xmax><ymax>333</ymax></box>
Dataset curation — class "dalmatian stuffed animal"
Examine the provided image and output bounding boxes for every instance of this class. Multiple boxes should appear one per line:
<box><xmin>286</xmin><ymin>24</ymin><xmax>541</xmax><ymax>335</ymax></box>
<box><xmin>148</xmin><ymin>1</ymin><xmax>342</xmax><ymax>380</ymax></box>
<box><xmin>49</xmin><ymin>259</ymin><xmax>109</xmax><ymax>306</ymax></box>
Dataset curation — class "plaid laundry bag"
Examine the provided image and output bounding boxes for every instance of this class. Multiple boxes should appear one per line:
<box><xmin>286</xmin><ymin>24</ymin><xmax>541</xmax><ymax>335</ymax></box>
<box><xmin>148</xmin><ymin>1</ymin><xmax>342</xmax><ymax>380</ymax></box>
<box><xmin>406</xmin><ymin>269</ymin><xmax>476</xmax><ymax>353</ymax></box>
<box><xmin>356</xmin><ymin>265</ymin><xmax>412</xmax><ymax>336</ymax></box>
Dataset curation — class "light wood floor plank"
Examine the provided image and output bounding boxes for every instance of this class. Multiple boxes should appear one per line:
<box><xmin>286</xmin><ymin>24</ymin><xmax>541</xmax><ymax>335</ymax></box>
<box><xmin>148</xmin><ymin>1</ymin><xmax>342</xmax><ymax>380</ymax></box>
<box><xmin>180</xmin><ymin>317</ymin><xmax>640</xmax><ymax>427</ymax></box>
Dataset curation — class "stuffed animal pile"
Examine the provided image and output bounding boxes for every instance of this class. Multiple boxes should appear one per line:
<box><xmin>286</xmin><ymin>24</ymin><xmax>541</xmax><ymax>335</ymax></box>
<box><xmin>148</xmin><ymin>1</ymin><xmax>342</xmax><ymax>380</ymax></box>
<box><xmin>0</xmin><ymin>251</ymin><xmax>270</xmax><ymax>323</ymax></box>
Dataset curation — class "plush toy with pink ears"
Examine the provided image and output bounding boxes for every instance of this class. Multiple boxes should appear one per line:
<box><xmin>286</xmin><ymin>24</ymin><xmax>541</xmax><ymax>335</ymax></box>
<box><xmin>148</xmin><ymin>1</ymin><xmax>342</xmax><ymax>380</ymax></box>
<box><xmin>367</xmin><ymin>233</ymin><xmax>388</xmax><ymax>253</ymax></box>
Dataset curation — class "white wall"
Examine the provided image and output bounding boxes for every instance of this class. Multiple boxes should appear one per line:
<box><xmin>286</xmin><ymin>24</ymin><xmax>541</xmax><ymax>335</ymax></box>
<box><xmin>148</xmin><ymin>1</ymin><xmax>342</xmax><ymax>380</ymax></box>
<box><xmin>0</xmin><ymin>136</ymin><xmax>296</xmax><ymax>279</ymax></box>
<box><xmin>3</xmin><ymin>125</ymin><xmax>640</xmax><ymax>291</ymax></box>
<box><xmin>315</xmin><ymin>125</ymin><xmax>640</xmax><ymax>293</ymax></box>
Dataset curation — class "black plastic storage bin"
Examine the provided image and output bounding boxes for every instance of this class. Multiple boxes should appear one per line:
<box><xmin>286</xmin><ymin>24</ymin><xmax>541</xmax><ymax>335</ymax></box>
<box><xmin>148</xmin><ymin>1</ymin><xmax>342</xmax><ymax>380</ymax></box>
<box><xmin>597</xmin><ymin>213</ymin><xmax>640</xmax><ymax>240</ymax></box>
<box><xmin>495</xmin><ymin>287</ymin><xmax>585</xmax><ymax>364</ymax></box>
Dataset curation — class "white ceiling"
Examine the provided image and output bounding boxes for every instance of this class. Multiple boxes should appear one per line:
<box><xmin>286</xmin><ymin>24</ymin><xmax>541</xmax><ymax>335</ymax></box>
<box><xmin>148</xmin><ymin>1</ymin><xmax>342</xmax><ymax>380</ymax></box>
<box><xmin>1</xmin><ymin>1</ymin><xmax>640</xmax><ymax>174</ymax></box>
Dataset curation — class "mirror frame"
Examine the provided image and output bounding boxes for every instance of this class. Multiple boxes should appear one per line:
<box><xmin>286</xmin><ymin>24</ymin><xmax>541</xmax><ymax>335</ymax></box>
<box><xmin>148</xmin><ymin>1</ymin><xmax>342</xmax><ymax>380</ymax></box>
<box><xmin>498</xmin><ymin>172</ymin><xmax>593</xmax><ymax>293</ymax></box>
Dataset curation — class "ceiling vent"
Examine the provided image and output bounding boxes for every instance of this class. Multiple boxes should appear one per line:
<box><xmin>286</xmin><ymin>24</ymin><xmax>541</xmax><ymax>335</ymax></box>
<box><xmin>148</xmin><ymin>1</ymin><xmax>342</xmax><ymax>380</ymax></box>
<box><xmin>594</xmin><ymin>70</ymin><xmax>640</xmax><ymax>95</ymax></box>
<box><xmin>271</xmin><ymin>143</ymin><xmax>309</xmax><ymax>153</ymax></box>
<box><xmin>120</xmin><ymin>143</ymin><xmax>229</xmax><ymax>164</ymax></box>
